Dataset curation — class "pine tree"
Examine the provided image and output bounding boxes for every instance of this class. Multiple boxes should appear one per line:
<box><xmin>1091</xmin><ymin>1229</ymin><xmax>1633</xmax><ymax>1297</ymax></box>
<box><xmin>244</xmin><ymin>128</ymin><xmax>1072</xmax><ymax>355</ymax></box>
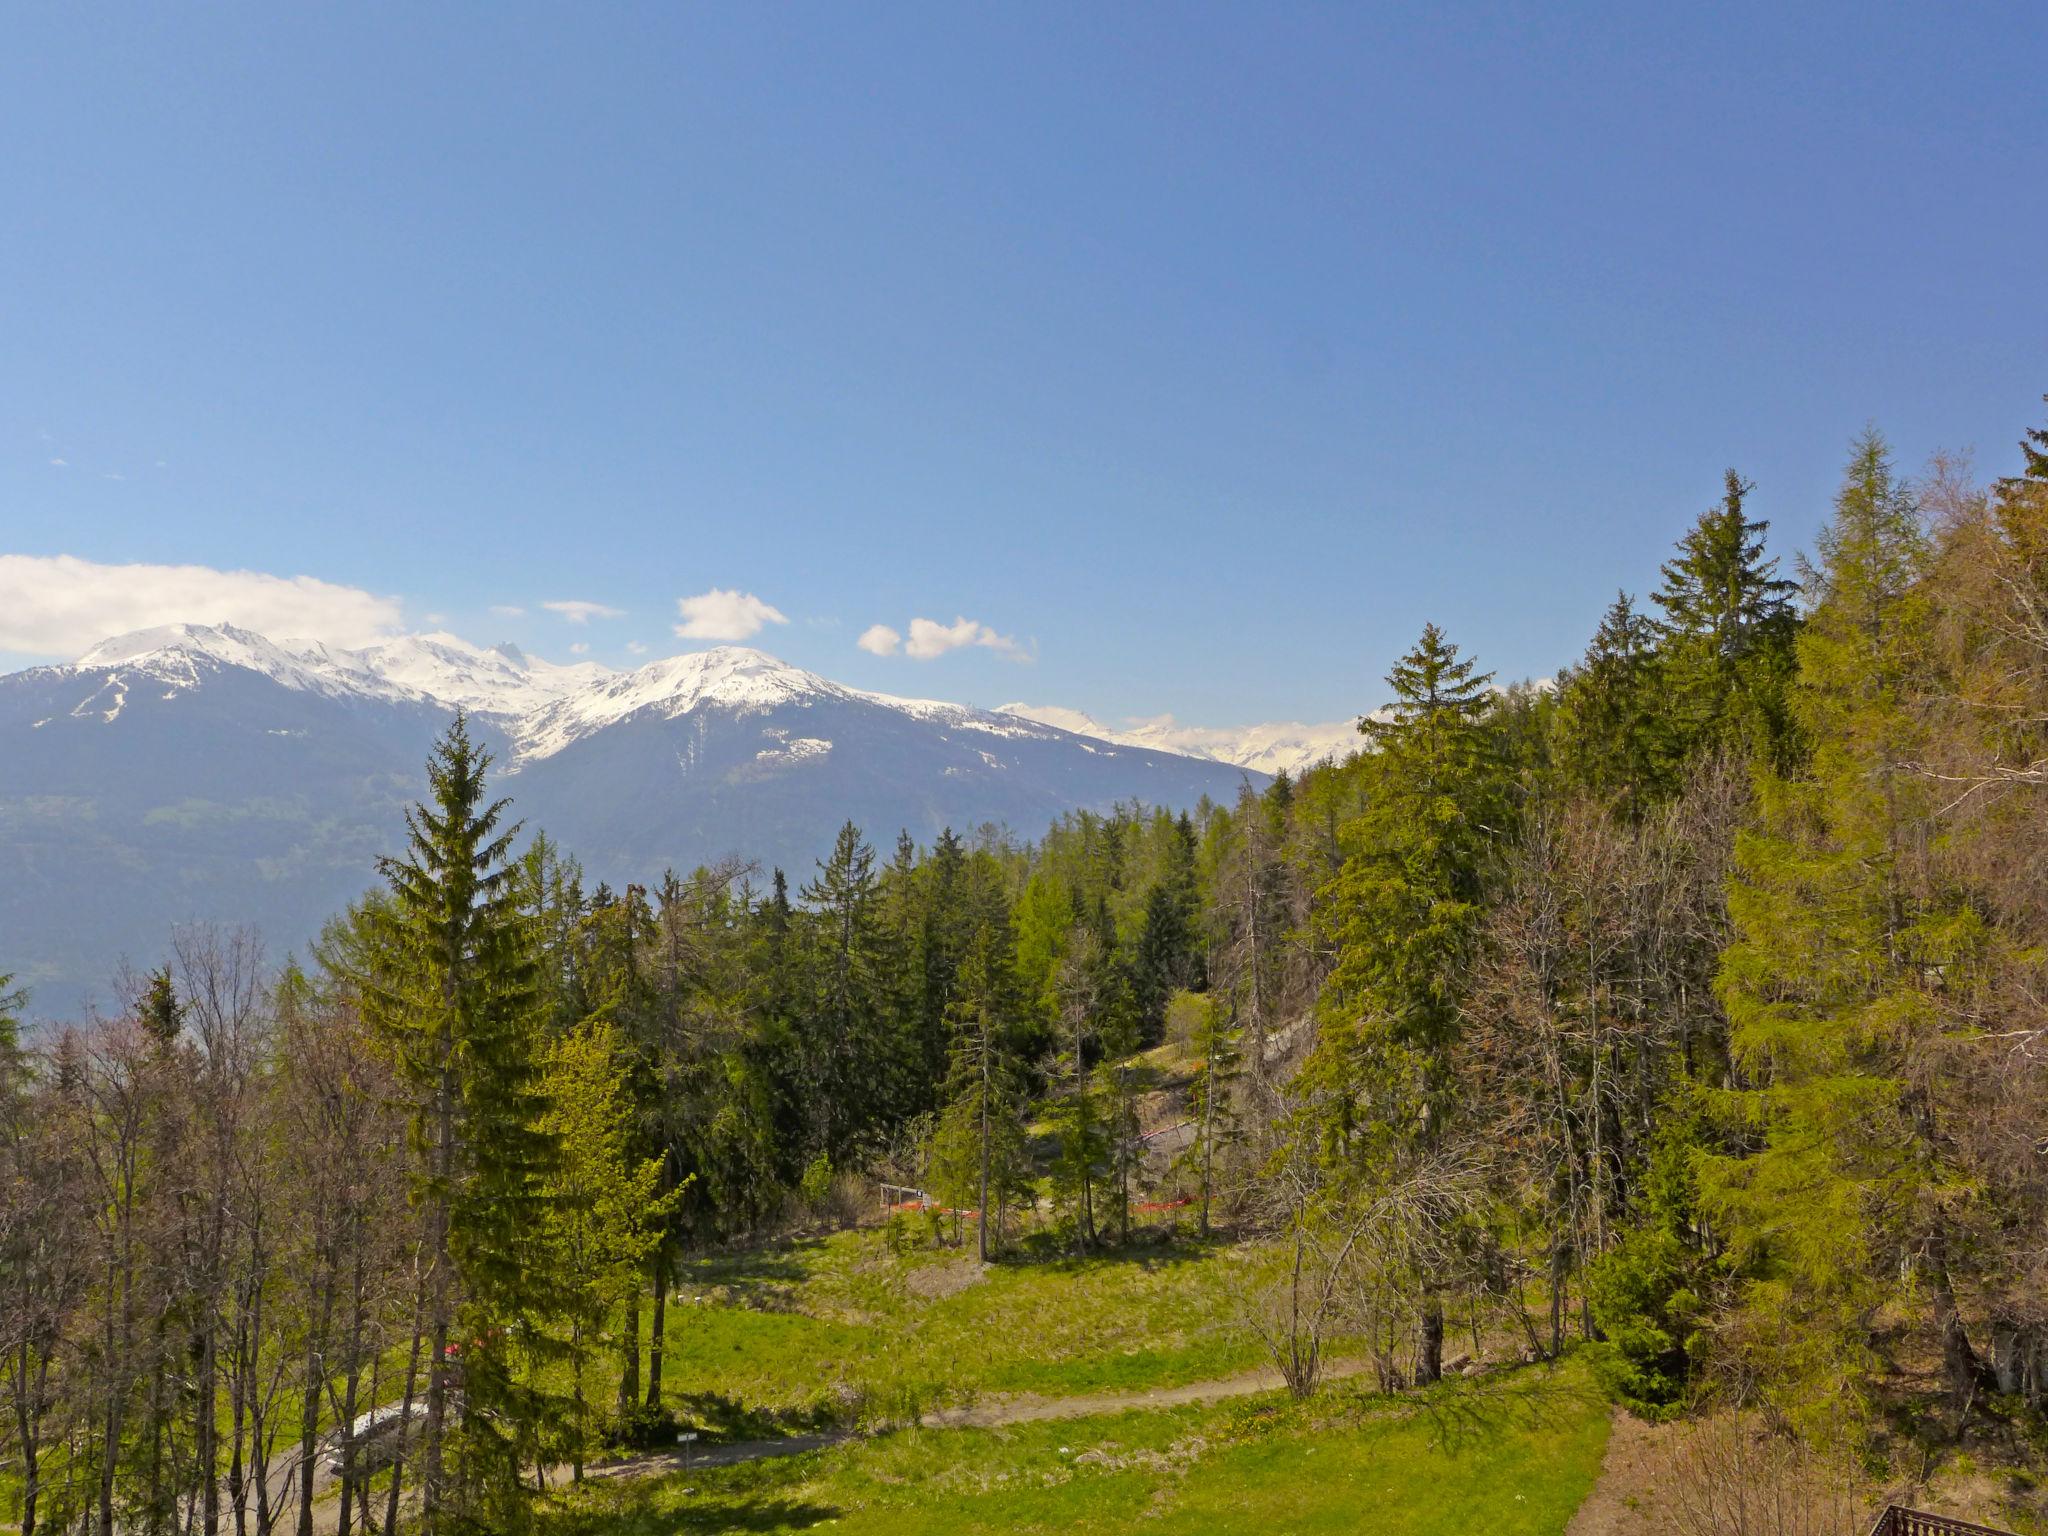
<box><xmin>1131</xmin><ymin>813</ymin><xmax>1202</xmax><ymax>1044</ymax></box>
<box><xmin>940</xmin><ymin>916</ymin><xmax>1028</xmax><ymax>1263</ymax></box>
<box><xmin>1185</xmin><ymin>996</ymin><xmax>1241</xmax><ymax>1238</ymax></box>
<box><xmin>139</xmin><ymin>966</ymin><xmax>182</xmax><ymax>1050</ymax></box>
<box><xmin>362</xmin><ymin>714</ymin><xmax>558</xmax><ymax>1533</ymax></box>
<box><xmin>920</xmin><ymin>829</ymin><xmax>972</xmax><ymax>1090</ymax></box>
<box><xmin>1554</xmin><ymin>591</ymin><xmax>1666</xmax><ymax>804</ymax></box>
<box><xmin>1302</xmin><ymin>623</ymin><xmax>1501</xmax><ymax>1383</ymax></box>
<box><xmin>1047</xmin><ymin>1070</ymin><xmax>1109</xmax><ymax>1252</ymax></box>
<box><xmin>799</xmin><ymin>822</ymin><xmax>886</xmax><ymax>1155</ymax></box>
<box><xmin>1650</xmin><ymin>470</ymin><xmax>1799</xmax><ymax>766</ymax></box>
<box><xmin>0</xmin><ymin>971</ymin><xmax>21</xmax><ymax>1084</ymax></box>
<box><xmin>2013</xmin><ymin>393</ymin><xmax>2048</xmax><ymax>484</ymax></box>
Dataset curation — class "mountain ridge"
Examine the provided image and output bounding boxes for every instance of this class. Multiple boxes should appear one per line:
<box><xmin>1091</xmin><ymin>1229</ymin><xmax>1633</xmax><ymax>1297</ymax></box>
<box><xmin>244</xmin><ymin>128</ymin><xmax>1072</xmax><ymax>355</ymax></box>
<box><xmin>2</xmin><ymin>624</ymin><xmax>1269</xmax><ymax>1013</ymax></box>
<box><xmin>38</xmin><ymin>622</ymin><xmax>1358</xmax><ymax>776</ymax></box>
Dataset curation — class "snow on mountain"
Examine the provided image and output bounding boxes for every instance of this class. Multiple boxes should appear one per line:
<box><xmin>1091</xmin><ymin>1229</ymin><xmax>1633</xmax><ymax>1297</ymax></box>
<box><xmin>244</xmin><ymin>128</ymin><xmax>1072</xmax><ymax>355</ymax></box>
<box><xmin>348</xmin><ymin>632</ymin><xmax>611</xmax><ymax>717</ymax></box>
<box><xmin>59</xmin><ymin>624</ymin><xmax>1362</xmax><ymax>779</ymax></box>
<box><xmin>8</xmin><ymin>624</ymin><xmax>1275</xmax><ymax>1011</ymax></box>
<box><xmin>75</xmin><ymin>622</ymin><xmax>426</xmax><ymax>706</ymax></box>
<box><xmin>512</xmin><ymin>646</ymin><xmax>840</xmax><ymax>760</ymax></box>
<box><xmin>65</xmin><ymin>623</ymin><xmax>615</xmax><ymax>721</ymax></box>
<box><xmin>510</xmin><ymin>647</ymin><xmax>1102</xmax><ymax>763</ymax></box>
<box><xmin>997</xmin><ymin>702</ymin><xmax>1363</xmax><ymax>777</ymax></box>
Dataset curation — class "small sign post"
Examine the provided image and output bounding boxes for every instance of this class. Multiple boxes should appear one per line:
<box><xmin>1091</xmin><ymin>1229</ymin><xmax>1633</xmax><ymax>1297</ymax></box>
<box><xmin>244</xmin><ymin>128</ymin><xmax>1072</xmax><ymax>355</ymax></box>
<box><xmin>676</xmin><ymin>1429</ymin><xmax>699</xmax><ymax>1476</ymax></box>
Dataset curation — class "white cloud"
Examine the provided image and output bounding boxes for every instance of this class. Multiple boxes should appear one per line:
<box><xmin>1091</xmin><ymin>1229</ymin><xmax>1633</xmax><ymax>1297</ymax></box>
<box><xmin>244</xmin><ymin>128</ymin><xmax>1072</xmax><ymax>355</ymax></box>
<box><xmin>625</xmin><ymin>640</ymin><xmax>649</xmax><ymax>656</ymax></box>
<box><xmin>0</xmin><ymin>555</ymin><xmax>404</xmax><ymax>659</ymax></box>
<box><xmin>569</xmin><ymin>641</ymin><xmax>590</xmax><ymax>655</ymax></box>
<box><xmin>857</xmin><ymin>623</ymin><xmax>903</xmax><ymax>656</ymax></box>
<box><xmin>489</xmin><ymin>604</ymin><xmax>527</xmax><ymax>619</ymax></box>
<box><xmin>904</xmin><ymin>615</ymin><xmax>1027</xmax><ymax>661</ymax></box>
<box><xmin>542</xmin><ymin>599</ymin><xmax>624</xmax><ymax>625</ymax></box>
<box><xmin>48</xmin><ymin>458</ymin><xmax>67</xmax><ymax>468</ymax></box>
<box><xmin>674</xmin><ymin>588</ymin><xmax>788</xmax><ymax>642</ymax></box>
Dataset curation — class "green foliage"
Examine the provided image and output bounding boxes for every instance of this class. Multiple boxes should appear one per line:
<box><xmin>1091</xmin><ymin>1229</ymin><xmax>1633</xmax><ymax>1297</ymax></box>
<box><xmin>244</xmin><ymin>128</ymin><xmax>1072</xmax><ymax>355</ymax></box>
<box><xmin>1650</xmin><ymin>469</ymin><xmax>1800</xmax><ymax>770</ymax></box>
<box><xmin>538</xmin><ymin>1016</ymin><xmax>682</xmax><ymax>1467</ymax></box>
<box><xmin>1698</xmin><ymin>432</ymin><xmax>1974</xmax><ymax>1439</ymax></box>
<box><xmin>1130</xmin><ymin>813</ymin><xmax>1203</xmax><ymax>1044</ymax></box>
<box><xmin>138</xmin><ymin>964</ymin><xmax>182</xmax><ymax>1048</ymax></box>
<box><xmin>358</xmin><ymin>712</ymin><xmax>561</xmax><ymax>1532</ymax></box>
<box><xmin>1306</xmin><ymin>623</ymin><xmax>1503</xmax><ymax>1155</ymax></box>
<box><xmin>932</xmin><ymin>914</ymin><xmax>1033</xmax><ymax>1259</ymax></box>
<box><xmin>1584</xmin><ymin>1112</ymin><xmax>1719</xmax><ymax>1419</ymax></box>
<box><xmin>1553</xmin><ymin>591</ymin><xmax>1667</xmax><ymax>805</ymax></box>
<box><xmin>798</xmin><ymin>1152</ymin><xmax>835</xmax><ymax>1209</ymax></box>
<box><xmin>1047</xmin><ymin>1072</ymin><xmax>1110</xmax><ymax>1250</ymax></box>
<box><xmin>2015</xmin><ymin>393</ymin><xmax>2048</xmax><ymax>484</ymax></box>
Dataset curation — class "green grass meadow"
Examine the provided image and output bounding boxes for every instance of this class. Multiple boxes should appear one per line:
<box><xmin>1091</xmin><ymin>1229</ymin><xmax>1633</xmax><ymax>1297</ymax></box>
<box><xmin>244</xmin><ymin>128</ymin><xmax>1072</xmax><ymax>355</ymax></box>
<box><xmin>541</xmin><ymin>1358</ymin><xmax>1610</xmax><ymax>1535</ymax></box>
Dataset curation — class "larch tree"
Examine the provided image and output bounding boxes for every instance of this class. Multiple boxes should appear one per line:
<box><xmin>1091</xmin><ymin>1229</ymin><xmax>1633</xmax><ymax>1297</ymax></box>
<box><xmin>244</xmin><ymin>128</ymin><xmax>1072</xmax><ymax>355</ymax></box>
<box><xmin>537</xmin><ymin>1017</ymin><xmax>678</xmax><ymax>1479</ymax></box>
<box><xmin>1701</xmin><ymin>432</ymin><xmax>1980</xmax><ymax>1438</ymax></box>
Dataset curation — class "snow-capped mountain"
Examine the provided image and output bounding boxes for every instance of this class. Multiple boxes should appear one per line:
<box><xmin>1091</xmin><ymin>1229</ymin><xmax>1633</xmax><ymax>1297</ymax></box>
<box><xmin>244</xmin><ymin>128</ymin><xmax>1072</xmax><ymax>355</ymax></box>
<box><xmin>65</xmin><ymin>622</ymin><xmax>608</xmax><ymax>718</ymax></box>
<box><xmin>348</xmin><ymin>632</ymin><xmax>611</xmax><ymax>715</ymax></box>
<box><xmin>997</xmin><ymin>702</ymin><xmax>1365</xmax><ymax>777</ymax></box>
<box><xmin>1</xmin><ymin>624</ymin><xmax>1259</xmax><ymax>1013</ymax></box>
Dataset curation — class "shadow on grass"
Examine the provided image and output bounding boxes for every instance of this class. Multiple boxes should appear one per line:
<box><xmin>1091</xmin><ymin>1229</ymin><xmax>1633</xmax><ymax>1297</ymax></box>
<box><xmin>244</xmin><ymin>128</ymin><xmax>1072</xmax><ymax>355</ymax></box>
<box><xmin>678</xmin><ymin>1236</ymin><xmax>832</xmax><ymax>1290</ymax></box>
<box><xmin>1389</xmin><ymin>1361</ymin><xmax>1606</xmax><ymax>1458</ymax></box>
<box><xmin>1003</xmin><ymin>1228</ymin><xmax>1233</xmax><ymax>1274</ymax></box>
<box><xmin>543</xmin><ymin>1489</ymin><xmax>842</xmax><ymax>1535</ymax></box>
<box><xmin>665</xmin><ymin>1389</ymin><xmax>847</xmax><ymax>1440</ymax></box>
<box><xmin>545</xmin><ymin>1457</ymin><xmax>842</xmax><ymax>1536</ymax></box>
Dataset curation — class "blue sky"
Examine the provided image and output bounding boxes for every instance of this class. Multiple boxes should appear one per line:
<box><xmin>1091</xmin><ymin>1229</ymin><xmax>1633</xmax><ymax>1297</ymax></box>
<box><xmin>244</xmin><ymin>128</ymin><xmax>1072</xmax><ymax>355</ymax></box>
<box><xmin>2</xmin><ymin>3</ymin><xmax>2043</xmax><ymax>725</ymax></box>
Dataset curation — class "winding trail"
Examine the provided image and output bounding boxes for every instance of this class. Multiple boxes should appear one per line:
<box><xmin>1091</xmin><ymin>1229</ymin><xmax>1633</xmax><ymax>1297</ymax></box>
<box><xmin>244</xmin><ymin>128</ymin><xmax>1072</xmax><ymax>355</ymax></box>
<box><xmin>576</xmin><ymin>1355</ymin><xmax>1378</xmax><ymax>1483</ymax></box>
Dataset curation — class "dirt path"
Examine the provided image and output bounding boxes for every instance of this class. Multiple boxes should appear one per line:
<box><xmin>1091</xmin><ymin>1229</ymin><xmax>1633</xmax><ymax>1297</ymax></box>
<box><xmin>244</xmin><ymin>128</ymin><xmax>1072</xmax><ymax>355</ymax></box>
<box><xmin>1564</xmin><ymin>1409</ymin><xmax>1677</xmax><ymax>1536</ymax></box>
<box><xmin>570</xmin><ymin>1356</ymin><xmax>1380</xmax><ymax>1485</ymax></box>
<box><xmin>922</xmin><ymin>1356</ymin><xmax>1375</xmax><ymax>1430</ymax></box>
<box><xmin>589</xmin><ymin>1432</ymin><xmax>851</xmax><ymax>1481</ymax></box>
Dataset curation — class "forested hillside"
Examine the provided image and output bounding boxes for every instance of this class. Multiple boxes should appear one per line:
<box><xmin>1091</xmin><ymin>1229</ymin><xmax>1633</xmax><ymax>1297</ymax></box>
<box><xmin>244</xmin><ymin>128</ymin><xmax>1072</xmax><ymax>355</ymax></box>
<box><xmin>4</xmin><ymin>408</ymin><xmax>2046</xmax><ymax>1534</ymax></box>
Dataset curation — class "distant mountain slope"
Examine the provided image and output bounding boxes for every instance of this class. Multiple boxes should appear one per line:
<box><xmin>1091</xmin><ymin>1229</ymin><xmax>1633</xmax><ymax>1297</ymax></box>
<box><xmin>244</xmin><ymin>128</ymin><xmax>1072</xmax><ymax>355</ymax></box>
<box><xmin>0</xmin><ymin>625</ymin><xmax>1259</xmax><ymax>1014</ymax></box>
<box><xmin>997</xmin><ymin>702</ymin><xmax>1364</xmax><ymax>776</ymax></box>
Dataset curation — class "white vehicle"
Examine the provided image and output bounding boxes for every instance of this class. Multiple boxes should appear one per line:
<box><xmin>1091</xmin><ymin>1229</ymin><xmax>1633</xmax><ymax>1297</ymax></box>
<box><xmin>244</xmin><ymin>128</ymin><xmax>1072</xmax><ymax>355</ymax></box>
<box><xmin>322</xmin><ymin>1402</ymin><xmax>425</xmax><ymax>1475</ymax></box>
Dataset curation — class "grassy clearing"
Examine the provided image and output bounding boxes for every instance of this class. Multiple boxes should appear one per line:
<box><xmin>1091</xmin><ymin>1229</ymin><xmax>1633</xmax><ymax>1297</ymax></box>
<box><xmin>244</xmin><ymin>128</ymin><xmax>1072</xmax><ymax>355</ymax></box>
<box><xmin>541</xmin><ymin>1356</ymin><xmax>1610</xmax><ymax>1535</ymax></box>
<box><xmin>645</xmin><ymin>1225</ymin><xmax>1294</xmax><ymax>1426</ymax></box>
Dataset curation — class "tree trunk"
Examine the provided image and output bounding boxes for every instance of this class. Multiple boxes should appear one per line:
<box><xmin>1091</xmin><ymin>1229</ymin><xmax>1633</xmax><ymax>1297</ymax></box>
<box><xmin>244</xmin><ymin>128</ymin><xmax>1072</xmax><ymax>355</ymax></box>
<box><xmin>978</xmin><ymin>1047</ymin><xmax>992</xmax><ymax>1265</ymax></box>
<box><xmin>1417</xmin><ymin>1296</ymin><xmax>1444</xmax><ymax>1385</ymax></box>
<box><xmin>645</xmin><ymin>1254</ymin><xmax>668</xmax><ymax>1409</ymax></box>
<box><xmin>420</xmin><ymin>1033</ymin><xmax>458</xmax><ymax>1531</ymax></box>
<box><xmin>200</xmin><ymin>1324</ymin><xmax>222</xmax><ymax>1536</ymax></box>
<box><xmin>1930</xmin><ymin>1246</ymin><xmax>1988</xmax><ymax>1413</ymax></box>
<box><xmin>1198</xmin><ymin>1051</ymin><xmax>1216</xmax><ymax>1239</ymax></box>
<box><xmin>571</xmin><ymin>1322</ymin><xmax>586</xmax><ymax>1484</ymax></box>
<box><xmin>617</xmin><ymin>1288</ymin><xmax>641</xmax><ymax>1419</ymax></box>
<box><xmin>382</xmin><ymin>1261</ymin><xmax>431</xmax><ymax>1536</ymax></box>
<box><xmin>295</xmin><ymin>1255</ymin><xmax>336</xmax><ymax>1536</ymax></box>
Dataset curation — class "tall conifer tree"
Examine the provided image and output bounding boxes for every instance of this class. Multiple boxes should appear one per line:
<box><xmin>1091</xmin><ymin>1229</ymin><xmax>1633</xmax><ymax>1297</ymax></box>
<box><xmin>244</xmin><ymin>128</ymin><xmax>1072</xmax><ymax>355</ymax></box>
<box><xmin>1702</xmin><ymin>433</ymin><xmax>1983</xmax><ymax>1435</ymax></box>
<box><xmin>1555</xmin><ymin>591</ymin><xmax>1666</xmax><ymax>804</ymax></box>
<box><xmin>1651</xmin><ymin>470</ymin><xmax>1799</xmax><ymax>766</ymax></box>
<box><xmin>364</xmin><ymin>714</ymin><xmax>558</xmax><ymax>1534</ymax></box>
<box><xmin>1304</xmin><ymin>623</ymin><xmax>1502</xmax><ymax>1382</ymax></box>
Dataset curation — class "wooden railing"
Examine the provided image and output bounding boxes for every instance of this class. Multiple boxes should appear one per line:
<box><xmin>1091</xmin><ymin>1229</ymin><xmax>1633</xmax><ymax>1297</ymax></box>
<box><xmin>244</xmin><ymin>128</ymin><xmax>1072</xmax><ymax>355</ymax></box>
<box><xmin>1866</xmin><ymin>1506</ymin><xmax>2018</xmax><ymax>1536</ymax></box>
